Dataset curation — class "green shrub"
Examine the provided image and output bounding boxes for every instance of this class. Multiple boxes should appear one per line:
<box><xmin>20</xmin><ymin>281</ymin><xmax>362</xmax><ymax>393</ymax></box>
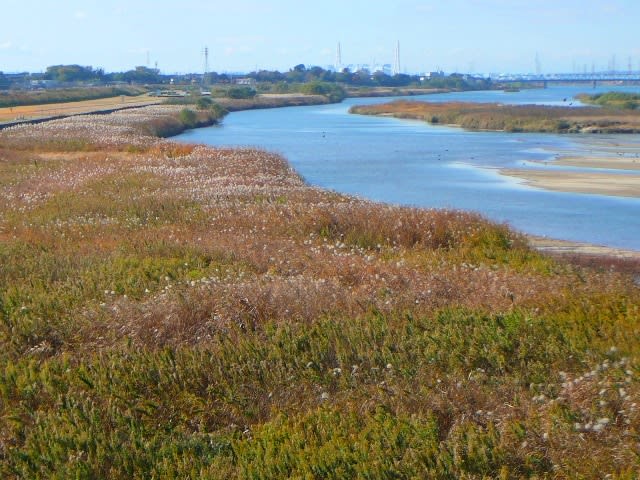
<box><xmin>179</xmin><ymin>108</ymin><xmax>197</xmax><ymax>127</ymax></box>
<box><xmin>300</xmin><ymin>81</ymin><xmax>346</xmax><ymax>102</ymax></box>
<box><xmin>226</xmin><ymin>86</ymin><xmax>257</xmax><ymax>99</ymax></box>
<box><xmin>196</xmin><ymin>96</ymin><xmax>213</xmax><ymax>109</ymax></box>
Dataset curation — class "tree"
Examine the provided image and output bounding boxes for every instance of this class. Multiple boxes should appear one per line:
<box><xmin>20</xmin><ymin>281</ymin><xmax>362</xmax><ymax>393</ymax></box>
<box><xmin>179</xmin><ymin>108</ymin><xmax>197</xmax><ymax>128</ymax></box>
<box><xmin>299</xmin><ymin>82</ymin><xmax>346</xmax><ymax>102</ymax></box>
<box><xmin>196</xmin><ymin>97</ymin><xmax>213</xmax><ymax>109</ymax></box>
<box><xmin>251</xmin><ymin>70</ymin><xmax>286</xmax><ymax>83</ymax></box>
<box><xmin>226</xmin><ymin>86</ymin><xmax>256</xmax><ymax>99</ymax></box>
<box><xmin>286</xmin><ymin>64</ymin><xmax>307</xmax><ymax>82</ymax></box>
<box><xmin>44</xmin><ymin>65</ymin><xmax>99</xmax><ymax>82</ymax></box>
<box><xmin>120</xmin><ymin>66</ymin><xmax>161</xmax><ymax>84</ymax></box>
<box><xmin>0</xmin><ymin>71</ymin><xmax>10</xmax><ymax>90</ymax></box>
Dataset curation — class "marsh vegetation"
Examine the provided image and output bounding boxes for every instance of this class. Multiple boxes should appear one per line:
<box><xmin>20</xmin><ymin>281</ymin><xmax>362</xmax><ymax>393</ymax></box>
<box><xmin>0</xmin><ymin>105</ymin><xmax>638</xmax><ymax>478</ymax></box>
<box><xmin>350</xmin><ymin>99</ymin><xmax>640</xmax><ymax>133</ymax></box>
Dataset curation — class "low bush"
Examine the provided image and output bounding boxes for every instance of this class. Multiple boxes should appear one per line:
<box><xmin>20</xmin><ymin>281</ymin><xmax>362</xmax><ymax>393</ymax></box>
<box><xmin>226</xmin><ymin>86</ymin><xmax>257</xmax><ymax>99</ymax></box>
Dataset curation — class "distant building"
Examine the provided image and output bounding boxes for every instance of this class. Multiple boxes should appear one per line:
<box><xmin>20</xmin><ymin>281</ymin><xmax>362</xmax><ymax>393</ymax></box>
<box><xmin>425</xmin><ymin>71</ymin><xmax>445</xmax><ymax>79</ymax></box>
<box><xmin>234</xmin><ymin>78</ymin><xmax>256</xmax><ymax>86</ymax></box>
<box><xmin>30</xmin><ymin>79</ymin><xmax>59</xmax><ymax>89</ymax></box>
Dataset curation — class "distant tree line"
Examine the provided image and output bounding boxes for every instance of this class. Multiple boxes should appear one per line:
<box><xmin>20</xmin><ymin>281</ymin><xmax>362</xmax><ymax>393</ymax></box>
<box><xmin>0</xmin><ymin>71</ymin><xmax>10</xmax><ymax>90</ymax></box>
<box><xmin>245</xmin><ymin>64</ymin><xmax>492</xmax><ymax>90</ymax></box>
<box><xmin>43</xmin><ymin>65</ymin><xmax>162</xmax><ymax>84</ymax></box>
<box><xmin>2</xmin><ymin>63</ymin><xmax>491</xmax><ymax>92</ymax></box>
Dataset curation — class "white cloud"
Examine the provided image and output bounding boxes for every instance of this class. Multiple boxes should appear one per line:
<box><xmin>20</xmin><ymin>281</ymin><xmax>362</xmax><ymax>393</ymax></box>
<box><xmin>0</xmin><ymin>41</ymin><xmax>12</xmax><ymax>50</ymax></box>
<box><xmin>74</xmin><ymin>11</ymin><xmax>87</xmax><ymax>19</ymax></box>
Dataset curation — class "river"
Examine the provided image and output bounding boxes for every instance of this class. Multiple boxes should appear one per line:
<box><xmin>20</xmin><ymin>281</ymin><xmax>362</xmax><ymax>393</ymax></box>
<box><xmin>175</xmin><ymin>86</ymin><xmax>640</xmax><ymax>250</ymax></box>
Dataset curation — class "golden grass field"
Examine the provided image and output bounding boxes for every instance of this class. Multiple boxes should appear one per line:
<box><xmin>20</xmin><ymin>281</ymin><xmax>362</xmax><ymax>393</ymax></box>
<box><xmin>0</xmin><ymin>94</ymin><xmax>160</xmax><ymax>122</ymax></box>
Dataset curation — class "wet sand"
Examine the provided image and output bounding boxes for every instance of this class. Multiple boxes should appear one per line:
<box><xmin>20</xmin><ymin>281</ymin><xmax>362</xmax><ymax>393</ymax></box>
<box><xmin>501</xmin><ymin>168</ymin><xmax>640</xmax><ymax>197</ymax></box>
<box><xmin>528</xmin><ymin>236</ymin><xmax>640</xmax><ymax>259</ymax></box>
<box><xmin>551</xmin><ymin>155</ymin><xmax>640</xmax><ymax>171</ymax></box>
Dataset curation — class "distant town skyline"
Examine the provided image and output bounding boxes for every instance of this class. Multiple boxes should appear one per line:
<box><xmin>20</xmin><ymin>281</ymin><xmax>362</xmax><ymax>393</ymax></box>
<box><xmin>2</xmin><ymin>0</ymin><xmax>639</xmax><ymax>75</ymax></box>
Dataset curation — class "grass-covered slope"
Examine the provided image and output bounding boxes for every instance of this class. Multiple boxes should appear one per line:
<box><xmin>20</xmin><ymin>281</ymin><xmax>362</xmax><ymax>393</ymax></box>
<box><xmin>0</xmin><ymin>106</ymin><xmax>638</xmax><ymax>478</ymax></box>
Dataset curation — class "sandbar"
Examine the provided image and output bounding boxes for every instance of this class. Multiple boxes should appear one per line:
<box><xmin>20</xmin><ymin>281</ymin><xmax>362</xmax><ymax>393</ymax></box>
<box><xmin>545</xmin><ymin>156</ymin><xmax>640</xmax><ymax>171</ymax></box>
<box><xmin>501</xmin><ymin>168</ymin><xmax>640</xmax><ymax>198</ymax></box>
<box><xmin>528</xmin><ymin>236</ymin><xmax>640</xmax><ymax>259</ymax></box>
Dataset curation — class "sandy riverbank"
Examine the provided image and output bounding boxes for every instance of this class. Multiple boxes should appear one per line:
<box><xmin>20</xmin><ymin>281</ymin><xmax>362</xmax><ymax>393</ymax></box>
<box><xmin>501</xmin><ymin>168</ymin><xmax>640</xmax><ymax>197</ymax></box>
<box><xmin>535</xmin><ymin>155</ymin><xmax>640</xmax><ymax>171</ymax></box>
<box><xmin>528</xmin><ymin>235</ymin><xmax>640</xmax><ymax>259</ymax></box>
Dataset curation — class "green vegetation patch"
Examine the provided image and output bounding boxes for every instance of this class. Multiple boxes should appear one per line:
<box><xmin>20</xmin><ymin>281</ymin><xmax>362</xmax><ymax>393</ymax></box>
<box><xmin>577</xmin><ymin>91</ymin><xmax>640</xmax><ymax>110</ymax></box>
<box><xmin>1</xmin><ymin>303</ymin><xmax>638</xmax><ymax>477</ymax></box>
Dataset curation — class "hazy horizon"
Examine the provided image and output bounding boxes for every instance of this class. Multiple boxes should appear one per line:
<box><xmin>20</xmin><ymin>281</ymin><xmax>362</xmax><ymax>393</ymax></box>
<box><xmin>2</xmin><ymin>0</ymin><xmax>639</xmax><ymax>75</ymax></box>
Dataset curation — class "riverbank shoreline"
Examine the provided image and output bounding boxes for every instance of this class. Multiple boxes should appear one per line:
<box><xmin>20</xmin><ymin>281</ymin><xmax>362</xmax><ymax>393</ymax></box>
<box><xmin>543</xmin><ymin>155</ymin><xmax>640</xmax><ymax>171</ymax></box>
<box><xmin>4</xmin><ymin>99</ymin><xmax>638</xmax><ymax>256</ymax></box>
<box><xmin>345</xmin><ymin>87</ymin><xmax>449</xmax><ymax>97</ymax></box>
<box><xmin>527</xmin><ymin>235</ymin><xmax>640</xmax><ymax>259</ymax></box>
<box><xmin>0</xmin><ymin>93</ymin><xmax>337</xmax><ymax>130</ymax></box>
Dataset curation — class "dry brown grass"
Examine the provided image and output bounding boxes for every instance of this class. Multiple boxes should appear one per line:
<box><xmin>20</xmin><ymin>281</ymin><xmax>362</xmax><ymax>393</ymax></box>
<box><xmin>351</xmin><ymin>100</ymin><xmax>640</xmax><ymax>133</ymax></box>
<box><xmin>0</xmin><ymin>106</ymin><xmax>639</xmax><ymax>478</ymax></box>
<box><xmin>0</xmin><ymin>94</ymin><xmax>160</xmax><ymax>122</ymax></box>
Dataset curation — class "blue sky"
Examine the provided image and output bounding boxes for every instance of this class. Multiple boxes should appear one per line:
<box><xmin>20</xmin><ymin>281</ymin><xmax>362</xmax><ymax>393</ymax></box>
<box><xmin>2</xmin><ymin>0</ymin><xmax>639</xmax><ymax>75</ymax></box>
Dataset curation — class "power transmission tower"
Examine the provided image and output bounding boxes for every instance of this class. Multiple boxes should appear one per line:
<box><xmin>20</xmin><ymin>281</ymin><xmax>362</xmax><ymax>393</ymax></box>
<box><xmin>394</xmin><ymin>41</ymin><xmax>401</xmax><ymax>75</ymax></box>
<box><xmin>336</xmin><ymin>42</ymin><xmax>342</xmax><ymax>71</ymax></box>
<box><xmin>203</xmin><ymin>46</ymin><xmax>209</xmax><ymax>86</ymax></box>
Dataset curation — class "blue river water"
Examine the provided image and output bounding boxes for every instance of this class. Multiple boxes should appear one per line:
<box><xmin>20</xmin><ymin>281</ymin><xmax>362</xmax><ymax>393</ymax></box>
<box><xmin>175</xmin><ymin>86</ymin><xmax>640</xmax><ymax>250</ymax></box>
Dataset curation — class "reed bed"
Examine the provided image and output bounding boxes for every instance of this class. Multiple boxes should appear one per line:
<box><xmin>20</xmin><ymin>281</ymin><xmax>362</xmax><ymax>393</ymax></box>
<box><xmin>0</xmin><ymin>105</ymin><xmax>638</xmax><ymax>478</ymax></box>
<box><xmin>350</xmin><ymin>100</ymin><xmax>640</xmax><ymax>133</ymax></box>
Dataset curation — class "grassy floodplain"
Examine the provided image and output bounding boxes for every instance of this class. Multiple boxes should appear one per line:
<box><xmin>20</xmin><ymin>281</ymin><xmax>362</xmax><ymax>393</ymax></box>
<box><xmin>350</xmin><ymin>99</ymin><xmax>640</xmax><ymax>133</ymax></box>
<box><xmin>0</xmin><ymin>103</ymin><xmax>639</xmax><ymax>478</ymax></box>
<box><xmin>577</xmin><ymin>92</ymin><xmax>640</xmax><ymax>110</ymax></box>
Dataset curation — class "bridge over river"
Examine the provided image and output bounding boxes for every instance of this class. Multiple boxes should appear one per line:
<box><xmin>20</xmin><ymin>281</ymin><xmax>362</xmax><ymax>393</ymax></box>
<box><xmin>492</xmin><ymin>72</ymin><xmax>640</xmax><ymax>87</ymax></box>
